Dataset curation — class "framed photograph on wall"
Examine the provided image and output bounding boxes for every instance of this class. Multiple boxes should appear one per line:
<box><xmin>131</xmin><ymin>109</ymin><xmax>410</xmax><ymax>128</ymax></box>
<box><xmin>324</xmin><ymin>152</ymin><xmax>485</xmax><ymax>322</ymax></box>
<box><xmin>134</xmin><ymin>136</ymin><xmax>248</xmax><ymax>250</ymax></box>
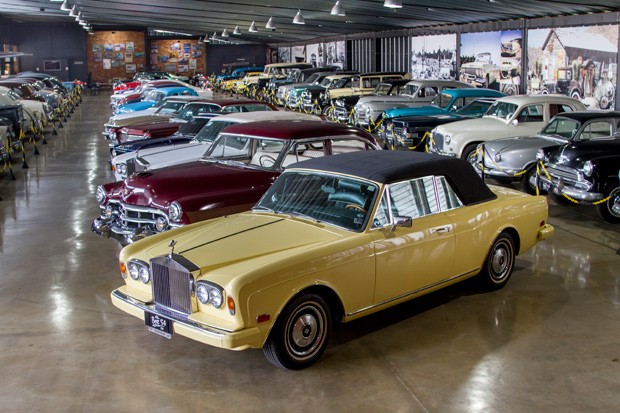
<box><xmin>43</xmin><ymin>60</ymin><xmax>61</xmax><ymax>71</ymax></box>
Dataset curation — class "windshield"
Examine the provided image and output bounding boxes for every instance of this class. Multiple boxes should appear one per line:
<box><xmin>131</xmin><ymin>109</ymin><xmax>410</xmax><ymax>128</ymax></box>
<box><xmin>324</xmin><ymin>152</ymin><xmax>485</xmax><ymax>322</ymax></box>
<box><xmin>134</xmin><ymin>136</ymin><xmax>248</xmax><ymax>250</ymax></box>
<box><xmin>155</xmin><ymin>100</ymin><xmax>189</xmax><ymax>114</ymax></box>
<box><xmin>176</xmin><ymin>103</ymin><xmax>221</xmax><ymax>120</ymax></box>
<box><xmin>143</xmin><ymin>90</ymin><xmax>163</xmax><ymax>101</ymax></box>
<box><xmin>333</xmin><ymin>78</ymin><xmax>352</xmax><ymax>88</ymax></box>
<box><xmin>455</xmin><ymin>99</ymin><xmax>494</xmax><ymax>116</ymax></box>
<box><xmin>306</xmin><ymin>73</ymin><xmax>322</xmax><ymax>84</ymax></box>
<box><xmin>319</xmin><ymin>77</ymin><xmax>334</xmax><ymax>87</ymax></box>
<box><xmin>540</xmin><ymin>117</ymin><xmax>580</xmax><ymax>140</ymax></box>
<box><xmin>194</xmin><ymin>120</ymin><xmax>236</xmax><ymax>145</ymax></box>
<box><xmin>485</xmin><ymin>101</ymin><xmax>518</xmax><ymax>120</ymax></box>
<box><xmin>254</xmin><ymin>171</ymin><xmax>378</xmax><ymax>232</ymax></box>
<box><xmin>374</xmin><ymin>84</ymin><xmax>393</xmax><ymax>95</ymax></box>
<box><xmin>430</xmin><ymin>93</ymin><xmax>454</xmax><ymax>109</ymax></box>
<box><xmin>400</xmin><ymin>84</ymin><xmax>419</xmax><ymax>96</ymax></box>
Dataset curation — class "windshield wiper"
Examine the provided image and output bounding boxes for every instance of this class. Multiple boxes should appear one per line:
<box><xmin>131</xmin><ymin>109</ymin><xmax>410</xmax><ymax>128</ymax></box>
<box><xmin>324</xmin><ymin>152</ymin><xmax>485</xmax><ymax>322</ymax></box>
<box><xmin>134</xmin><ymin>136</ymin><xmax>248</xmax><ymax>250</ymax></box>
<box><xmin>286</xmin><ymin>211</ymin><xmax>320</xmax><ymax>223</ymax></box>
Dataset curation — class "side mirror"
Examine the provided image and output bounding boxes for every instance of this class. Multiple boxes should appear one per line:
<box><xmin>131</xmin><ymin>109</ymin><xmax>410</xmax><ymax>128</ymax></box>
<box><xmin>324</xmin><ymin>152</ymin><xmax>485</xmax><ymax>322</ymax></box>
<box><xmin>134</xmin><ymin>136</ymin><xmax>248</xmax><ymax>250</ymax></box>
<box><xmin>390</xmin><ymin>216</ymin><xmax>412</xmax><ymax>231</ymax></box>
<box><xmin>512</xmin><ymin>119</ymin><xmax>519</xmax><ymax>126</ymax></box>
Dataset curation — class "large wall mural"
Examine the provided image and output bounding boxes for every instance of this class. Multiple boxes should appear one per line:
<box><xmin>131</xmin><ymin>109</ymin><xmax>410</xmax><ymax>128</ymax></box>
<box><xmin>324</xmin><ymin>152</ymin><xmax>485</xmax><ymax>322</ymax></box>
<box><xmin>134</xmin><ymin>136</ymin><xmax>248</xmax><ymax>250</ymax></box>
<box><xmin>460</xmin><ymin>30</ymin><xmax>522</xmax><ymax>95</ymax></box>
<box><xmin>410</xmin><ymin>34</ymin><xmax>456</xmax><ymax>80</ymax></box>
<box><xmin>527</xmin><ymin>25</ymin><xmax>617</xmax><ymax>109</ymax></box>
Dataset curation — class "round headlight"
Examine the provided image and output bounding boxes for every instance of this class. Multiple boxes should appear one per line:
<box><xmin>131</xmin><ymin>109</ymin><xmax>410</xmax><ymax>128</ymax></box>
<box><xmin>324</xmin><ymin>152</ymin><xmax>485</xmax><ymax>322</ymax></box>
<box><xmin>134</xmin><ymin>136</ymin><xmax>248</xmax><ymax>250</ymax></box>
<box><xmin>96</xmin><ymin>185</ymin><xmax>106</xmax><ymax>205</ymax></box>
<box><xmin>536</xmin><ymin>149</ymin><xmax>546</xmax><ymax>161</ymax></box>
<box><xmin>154</xmin><ymin>216</ymin><xmax>168</xmax><ymax>232</ymax></box>
<box><xmin>445</xmin><ymin>134</ymin><xmax>452</xmax><ymax>145</ymax></box>
<box><xmin>581</xmin><ymin>160</ymin><xmax>594</xmax><ymax>177</ymax></box>
<box><xmin>108</xmin><ymin>129</ymin><xmax>117</xmax><ymax>140</ymax></box>
<box><xmin>209</xmin><ymin>288</ymin><xmax>223</xmax><ymax>308</ymax></box>
<box><xmin>128</xmin><ymin>262</ymin><xmax>140</xmax><ymax>280</ymax></box>
<box><xmin>494</xmin><ymin>152</ymin><xmax>502</xmax><ymax>162</ymax></box>
<box><xmin>196</xmin><ymin>284</ymin><xmax>209</xmax><ymax>304</ymax></box>
<box><xmin>138</xmin><ymin>267</ymin><xmax>150</xmax><ymax>284</ymax></box>
<box><xmin>111</xmin><ymin>149</ymin><xmax>117</xmax><ymax>157</ymax></box>
<box><xmin>365</xmin><ymin>106</ymin><xmax>371</xmax><ymax>115</ymax></box>
<box><xmin>169</xmin><ymin>201</ymin><xmax>183</xmax><ymax>222</ymax></box>
<box><xmin>117</xmin><ymin>163</ymin><xmax>127</xmax><ymax>175</ymax></box>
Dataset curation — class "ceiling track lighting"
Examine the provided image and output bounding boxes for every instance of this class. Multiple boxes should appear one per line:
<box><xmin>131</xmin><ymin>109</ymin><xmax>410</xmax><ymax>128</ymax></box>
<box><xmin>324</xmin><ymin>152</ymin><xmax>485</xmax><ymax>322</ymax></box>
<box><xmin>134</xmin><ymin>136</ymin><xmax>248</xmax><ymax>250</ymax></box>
<box><xmin>248</xmin><ymin>21</ymin><xmax>257</xmax><ymax>32</ymax></box>
<box><xmin>293</xmin><ymin>10</ymin><xmax>305</xmax><ymax>24</ymax></box>
<box><xmin>68</xmin><ymin>5</ymin><xmax>77</xmax><ymax>17</ymax></box>
<box><xmin>265</xmin><ymin>16</ymin><xmax>276</xmax><ymax>29</ymax></box>
<box><xmin>221</xmin><ymin>28</ymin><xmax>229</xmax><ymax>37</ymax></box>
<box><xmin>75</xmin><ymin>11</ymin><xmax>82</xmax><ymax>21</ymax></box>
<box><xmin>233</xmin><ymin>26</ymin><xmax>241</xmax><ymax>35</ymax></box>
<box><xmin>331</xmin><ymin>1</ymin><xmax>345</xmax><ymax>16</ymax></box>
<box><xmin>383</xmin><ymin>0</ymin><xmax>403</xmax><ymax>8</ymax></box>
<box><xmin>60</xmin><ymin>0</ymin><xmax>70</xmax><ymax>11</ymax></box>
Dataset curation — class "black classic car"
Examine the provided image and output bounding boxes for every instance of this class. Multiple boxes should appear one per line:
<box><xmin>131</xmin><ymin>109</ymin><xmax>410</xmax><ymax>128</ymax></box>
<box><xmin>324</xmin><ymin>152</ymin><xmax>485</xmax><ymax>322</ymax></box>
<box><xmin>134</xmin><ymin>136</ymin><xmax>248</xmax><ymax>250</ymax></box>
<box><xmin>536</xmin><ymin>135</ymin><xmax>620</xmax><ymax>223</ymax></box>
<box><xmin>382</xmin><ymin>98</ymin><xmax>498</xmax><ymax>151</ymax></box>
<box><xmin>333</xmin><ymin>79</ymin><xmax>411</xmax><ymax>123</ymax></box>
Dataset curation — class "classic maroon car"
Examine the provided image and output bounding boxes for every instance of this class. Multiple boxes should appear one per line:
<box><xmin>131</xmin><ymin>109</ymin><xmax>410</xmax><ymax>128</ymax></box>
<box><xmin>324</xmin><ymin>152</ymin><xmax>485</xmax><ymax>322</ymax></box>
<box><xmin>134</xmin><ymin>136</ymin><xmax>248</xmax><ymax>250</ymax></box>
<box><xmin>117</xmin><ymin>122</ymin><xmax>183</xmax><ymax>145</ymax></box>
<box><xmin>92</xmin><ymin>120</ymin><xmax>380</xmax><ymax>244</ymax></box>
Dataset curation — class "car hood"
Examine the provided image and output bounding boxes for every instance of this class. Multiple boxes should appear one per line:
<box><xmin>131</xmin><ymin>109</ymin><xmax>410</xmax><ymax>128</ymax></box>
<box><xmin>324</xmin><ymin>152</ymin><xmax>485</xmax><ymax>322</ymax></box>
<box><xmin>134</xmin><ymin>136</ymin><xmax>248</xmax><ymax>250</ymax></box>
<box><xmin>122</xmin><ymin>161</ymin><xmax>277</xmax><ymax>208</ymax></box>
<box><xmin>109</xmin><ymin>108</ymin><xmax>158</xmax><ymax>122</ymax></box>
<box><xmin>384</xmin><ymin>105</ymin><xmax>445</xmax><ymax>119</ymax></box>
<box><xmin>357</xmin><ymin>95</ymin><xmax>412</xmax><ymax>106</ymax></box>
<box><xmin>484</xmin><ymin>134</ymin><xmax>567</xmax><ymax>152</ymax></box>
<box><xmin>142</xmin><ymin>214</ymin><xmax>343</xmax><ymax>277</ymax></box>
<box><xmin>118</xmin><ymin>101</ymin><xmax>155</xmax><ymax>113</ymax></box>
<box><xmin>437</xmin><ymin>116</ymin><xmax>509</xmax><ymax>135</ymax></box>
<box><xmin>108</xmin><ymin>113</ymin><xmax>171</xmax><ymax>128</ymax></box>
<box><xmin>547</xmin><ymin>138</ymin><xmax>620</xmax><ymax>167</ymax></box>
<box><xmin>136</xmin><ymin>141</ymin><xmax>207</xmax><ymax>168</ymax></box>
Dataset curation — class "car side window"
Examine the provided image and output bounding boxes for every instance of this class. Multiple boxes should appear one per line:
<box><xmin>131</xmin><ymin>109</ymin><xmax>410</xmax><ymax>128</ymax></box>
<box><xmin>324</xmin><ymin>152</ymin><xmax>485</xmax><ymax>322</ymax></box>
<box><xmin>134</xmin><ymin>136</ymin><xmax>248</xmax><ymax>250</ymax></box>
<box><xmin>549</xmin><ymin>104</ymin><xmax>574</xmax><ymax>117</ymax></box>
<box><xmin>517</xmin><ymin>104</ymin><xmax>544</xmax><ymax>122</ymax></box>
<box><xmin>581</xmin><ymin>121</ymin><xmax>613</xmax><ymax>140</ymax></box>
<box><xmin>371</xmin><ymin>193</ymin><xmax>391</xmax><ymax>229</ymax></box>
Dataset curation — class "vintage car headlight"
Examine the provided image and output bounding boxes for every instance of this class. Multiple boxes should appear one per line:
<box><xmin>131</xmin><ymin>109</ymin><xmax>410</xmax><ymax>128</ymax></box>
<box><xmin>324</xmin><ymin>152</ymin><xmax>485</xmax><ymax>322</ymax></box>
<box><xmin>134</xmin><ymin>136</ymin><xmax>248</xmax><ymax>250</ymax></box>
<box><xmin>116</xmin><ymin>163</ymin><xmax>127</xmax><ymax>175</ymax></box>
<box><xmin>536</xmin><ymin>149</ymin><xmax>547</xmax><ymax>162</ymax></box>
<box><xmin>169</xmin><ymin>201</ymin><xmax>183</xmax><ymax>222</ymax></box>
<box><xmin>108</xmin><ymin>129</ymin><xmax>118</xmax><ymax>140</ymax></box>
<box><xmin>195</xmin><ymin>281</ymin><xmax>224</xmax><ymax>308</ymax></box>
<box><xmin>365</xmin><ymin>106</ymin><xmax>372</xmax><ymax>115</ymax></box>
<box><xmin>111</xmin><ymin>148</ymin><xmax>117</xmax><ymax>157</ymax></box>
<box><xmin>581</xmin><ymin>160</ymin><xmax>594</xmax><ymax>177</ymax></box>
<box><xmin>444</xmin><ymin>134</ymin><xmax>452</xmax><ymax>145</ymax></box>
<box><xmin>154</xmin><ymin>216</ymin><xmax>168</xmax><ymax>232</ymax></box>
<box><xmin>494</xmin><ymin>152</ymin><xmax>501</xmax><ymax>162</ymax></box>
<box><xmin>104</xmin><ymin>204</ymin><xmax>114</xmax><ymax>218</ymax></box>
<box><xmin>96</xmin><ymin>185</ymin><xmax>106</xmax><ymax>205</ymax></box>
<box><xmin>127</xmin><ymin>259</ymin><xmax>150</xmax><ymax>284</ymax></box>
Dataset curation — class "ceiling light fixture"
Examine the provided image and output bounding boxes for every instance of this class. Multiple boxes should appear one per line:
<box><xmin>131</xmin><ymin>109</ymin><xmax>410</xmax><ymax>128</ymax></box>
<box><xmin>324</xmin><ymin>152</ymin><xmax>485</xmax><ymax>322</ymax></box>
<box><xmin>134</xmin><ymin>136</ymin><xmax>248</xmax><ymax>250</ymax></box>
<box><xmin>383</xmin><ymin>0</ymin><xmax>402</xmax><ymax>8</ymax></box>
<box><xmin>293</xmin><ymin>10</ymin><xmax>305</xmax><ymax>24</ymax></box>
<box><xmin>60</xmin><ymin>0</ymin><xmax>70</xmax><ymax>11</ymax></box>
<box><xmin>68</xmin><ymin>5</ymin><xmax>77</xmax><ymax>17</ymax></box>
<box><xmin>221</xmin><ymin>28</ymin><xmax>229</xmax><ymax>37</ymax></box>
<box><xmin>249</xmin><ymin>21</ymin><xmax>257</xmax><ymax>32</ymax></box>
<box><xmin>203</xmin><ymin>34</ymin><xmax>210</xmax><ymax>42</ymax></box>
<box><xmin>331</xmin><ymin>1</ymin><xmax>345</xmax><ymax>16</ymax></box>
<box><xmin>75</xmin><ymin>11</ymin><xmax>82</xmax><ymax>21</ymax></box>
<box><xmin>233</xmin><ymin>26</ymin><xmax>241</xmax><ymax>35</ymax></box>
<box><xmin>265</xmin><ymin>17</ymin><xmax>276</xmax><ymax>29</ymax></box>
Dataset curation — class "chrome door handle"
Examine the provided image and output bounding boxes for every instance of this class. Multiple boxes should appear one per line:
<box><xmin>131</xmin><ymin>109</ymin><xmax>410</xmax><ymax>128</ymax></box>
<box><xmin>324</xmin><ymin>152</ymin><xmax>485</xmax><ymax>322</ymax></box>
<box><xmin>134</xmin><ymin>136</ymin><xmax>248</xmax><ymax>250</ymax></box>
<box><xmin>431</xmin><ymin>226</ymin><xmax>451</xmax><ymax>234</ymax></box>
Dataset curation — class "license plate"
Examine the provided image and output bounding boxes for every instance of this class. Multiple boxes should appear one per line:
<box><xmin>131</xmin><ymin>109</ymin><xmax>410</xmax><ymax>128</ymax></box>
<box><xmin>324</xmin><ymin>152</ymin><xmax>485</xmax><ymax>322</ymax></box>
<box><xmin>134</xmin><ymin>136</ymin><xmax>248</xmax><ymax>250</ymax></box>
<box><xmin>144</xmin><ymin>311</ymin><xmax>173</xmax><ymax>339</ymax></box>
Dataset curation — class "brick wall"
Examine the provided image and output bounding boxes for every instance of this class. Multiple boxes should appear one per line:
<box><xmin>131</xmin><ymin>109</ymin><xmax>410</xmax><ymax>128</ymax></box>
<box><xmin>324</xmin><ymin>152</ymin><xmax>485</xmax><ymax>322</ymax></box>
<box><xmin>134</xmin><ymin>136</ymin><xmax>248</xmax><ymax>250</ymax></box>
<box><xmin>86</xmin><ymin>31</ymin><xmax>146</xmax><ymax>83</ymax></box>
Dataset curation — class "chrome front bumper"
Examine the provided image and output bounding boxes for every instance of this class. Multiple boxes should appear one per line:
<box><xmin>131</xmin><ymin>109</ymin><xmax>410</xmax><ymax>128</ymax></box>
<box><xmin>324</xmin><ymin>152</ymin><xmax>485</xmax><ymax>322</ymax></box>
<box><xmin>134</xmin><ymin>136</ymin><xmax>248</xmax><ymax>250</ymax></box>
<box><xmin>534</xmin><ymin>175</ymin><xmax>603</xmax><ymax>202</ymax></box>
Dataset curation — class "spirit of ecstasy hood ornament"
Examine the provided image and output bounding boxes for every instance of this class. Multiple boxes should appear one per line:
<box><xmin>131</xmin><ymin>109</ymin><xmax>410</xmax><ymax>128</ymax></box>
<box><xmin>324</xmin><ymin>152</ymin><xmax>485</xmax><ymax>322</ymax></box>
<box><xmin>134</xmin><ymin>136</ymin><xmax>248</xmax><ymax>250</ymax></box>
<box><xmin>168</xmin><ymin>240</ymin><xmax>177</xmax><ymax>257</ymax></box>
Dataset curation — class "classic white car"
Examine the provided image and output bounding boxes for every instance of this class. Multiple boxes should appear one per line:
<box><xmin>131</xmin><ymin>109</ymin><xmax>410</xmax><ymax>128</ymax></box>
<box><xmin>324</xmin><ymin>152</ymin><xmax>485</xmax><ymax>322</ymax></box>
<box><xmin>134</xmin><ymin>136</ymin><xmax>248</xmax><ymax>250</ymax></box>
<box><xmin>111</xmin><ymin>111</ymin><xmax>321</xmax><ymax>181</ymax></box>
<box><xmin>429</xmin><ymin>94</ymin><xmax>586</xmax><ymax>159</ymax></box>
<box><xmin>0</xmin><ymin>86</ymin><xmax>48</xmax><ymax>131</ymax></box>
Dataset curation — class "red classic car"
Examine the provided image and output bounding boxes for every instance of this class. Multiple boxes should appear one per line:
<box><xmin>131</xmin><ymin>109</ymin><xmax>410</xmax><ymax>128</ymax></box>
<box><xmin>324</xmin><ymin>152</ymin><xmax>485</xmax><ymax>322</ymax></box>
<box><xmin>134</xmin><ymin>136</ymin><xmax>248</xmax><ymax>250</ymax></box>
<box><xmin>117</xmin><ymin>122</ymin><xmax>184</xmax><ymax>145</ymax></box>
<box><xmin>92</xmin><ymin>120</ymin><xmax>380</xmax><ymax>244</ymax></box>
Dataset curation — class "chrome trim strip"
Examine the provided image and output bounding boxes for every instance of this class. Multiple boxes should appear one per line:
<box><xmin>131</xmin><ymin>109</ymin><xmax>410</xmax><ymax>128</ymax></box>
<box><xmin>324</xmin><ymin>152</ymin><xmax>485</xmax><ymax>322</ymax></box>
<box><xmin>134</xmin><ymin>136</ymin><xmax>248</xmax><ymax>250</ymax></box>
<box><xmin>346</xmin><ymin>270</ymin><xmax>477</xmax><ymax>317</ymax></box>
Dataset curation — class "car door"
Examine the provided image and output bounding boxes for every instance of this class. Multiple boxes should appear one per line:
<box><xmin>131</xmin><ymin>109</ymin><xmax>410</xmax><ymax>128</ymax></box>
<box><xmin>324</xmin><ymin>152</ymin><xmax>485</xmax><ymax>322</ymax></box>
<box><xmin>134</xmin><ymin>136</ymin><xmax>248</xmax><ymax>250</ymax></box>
<box><xmin>369</xmin><ymin>175</ymin><xmax>460</xmax><ymax>304</ymax></box>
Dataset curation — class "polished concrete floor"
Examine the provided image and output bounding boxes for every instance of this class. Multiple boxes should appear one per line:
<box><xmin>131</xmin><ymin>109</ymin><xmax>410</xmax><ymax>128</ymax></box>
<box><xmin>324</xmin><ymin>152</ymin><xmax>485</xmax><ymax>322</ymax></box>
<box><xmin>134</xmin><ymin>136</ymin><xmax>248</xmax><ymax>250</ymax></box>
<box><xmin>1</xmin><ymin>94</ymin><xmax>619</xmax><ymax>413</ymax></box>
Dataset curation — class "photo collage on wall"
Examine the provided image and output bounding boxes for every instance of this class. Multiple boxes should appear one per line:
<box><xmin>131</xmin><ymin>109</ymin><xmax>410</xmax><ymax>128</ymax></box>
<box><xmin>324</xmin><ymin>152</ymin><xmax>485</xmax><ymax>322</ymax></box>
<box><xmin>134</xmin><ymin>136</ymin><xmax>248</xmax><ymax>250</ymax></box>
<box><xmin>149</xmin><ymin>40</ymin><xmax>203</xmax><ymax>74</ymax></box>
<box><xmin>92</xmin><ymin>41</ymin><xmax>144</xmax><ymax>74</ymax></box>
<box><xmin>410</xmin><ymin>34</ymin><xmax>457</xmax><ymax>80</ymax></box>
<box><xmin>527</xmin><ymin>25</ymin><xmax>617</xmax><ymax>109</ymax></box>
<box><xmin>459</xmin><ymin>30</ymin><xmax>523</xmax><ymax>95</ymax></box>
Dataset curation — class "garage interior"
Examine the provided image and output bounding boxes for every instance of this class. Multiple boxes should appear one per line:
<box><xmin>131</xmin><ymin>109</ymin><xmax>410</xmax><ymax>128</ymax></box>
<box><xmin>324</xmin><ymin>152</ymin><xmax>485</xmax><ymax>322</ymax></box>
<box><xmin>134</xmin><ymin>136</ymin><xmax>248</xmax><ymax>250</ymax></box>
<box><xmin>1</xmin><ymin>1</ymin><xmax>620</xmax><ymax>412</ymax></box>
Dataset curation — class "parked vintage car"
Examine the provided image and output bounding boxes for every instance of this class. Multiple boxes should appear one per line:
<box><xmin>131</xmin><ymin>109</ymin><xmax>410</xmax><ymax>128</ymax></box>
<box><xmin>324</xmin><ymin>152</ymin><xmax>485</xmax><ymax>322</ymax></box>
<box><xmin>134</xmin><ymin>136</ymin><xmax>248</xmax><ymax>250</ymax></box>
<box><xmin>429</xmin><ymin>94</ymin><xmax>586</xmax><ymax>159</ymax></box>
<box><xmin>93</xmin><ymin>120</ymin><xmax>380</xmax><ymax>244</ymax></box>
<box><xmin>169</xmin><ymin>99</ymin><xmax>276</xmax><ymax>123</ymax></box>
<box><xmin>333</xmin><ymin>79</ymin><xmax>411</xmax><ymax>123</ymax></box>
<box><xmin>242</xmin><ymin>63</ymin><xmax>314</xmax><ymax>96</ymax></box>
<box><xmin>221</xmin><ymin>71</ymin><xmax>263</xmax><ymax>93</ymax></box>
<box><xmin>469</xmin><ymin>111</ymin><xmax>620</xmax><ymax>193</ymax></box>
<box><xmin>318</xmin><ymin>72</ymin><xmax>409</xmax><ymax>110</ymax></box>
<box><xmin>459</xmin><ymin>52</ymin><xmax>499</xmax><ymax>88</ymax></box>
<box><xmin>266</xmin><ymin>66</ymin><xmax>340</xmax><ymax>104</ymax></box>
<box><xmin>110</xmin><ymin>80</ymin><xmax>186</xmax><ymax>108</ymax></box>
<box><xmin>215</xmin><ymin>66</ymin><xmax>264</xmax><ymax>86</ymax></box>
<box><xmin>275</xmin><ymin>69</ymin><xmax>344</xmax><ymax>106</ymax></box>
<box><xmin>352</xmin><ymin>79</ymin><xmax>473</xmax><ymax>126</ymax></box>
<box><xmin>0</xmin><ymin>95</ymin><xmax>24</xmax><ymax>139</ymax></box>
<box><xmin>115</xmin><ymin>86</ymin><xmax>199</xmax><ymax>114</ymax></box>
<box><xmin>109</xmin><ymin>116</ymin><xmax>214</xmax><ymax>160</ymax></box>
<box><xmin>298</xmin><ymin>73</ymin><xmax>360</xmax><ymax>112</ymax></box>
<box><xmin>110</xmin><ymin>150</ymin><xmax>554</xmax><ymax>369</ymax></box>
<box><xmin>110</xmin><ymin>111</ymin><xmax>320</xmax><ymax>181</ymax></box>
<box><xmin>0</xmin><ymin>86</ymin><xmax>48</xmax><ymax>131</ymax></box>
<box><xmin>613</xmin><ymin>169</ymin><xmax>620</xmax><ymax>216</ymax></box>
<box><xmin>535</xmin><ymin>135</ymin><xmax>620</xmax><ymax>223</ymax></box>
<box><xmin>381</xmin><ymin>98</ymin><xmax>500</xmax><ymax>150</ymax></box>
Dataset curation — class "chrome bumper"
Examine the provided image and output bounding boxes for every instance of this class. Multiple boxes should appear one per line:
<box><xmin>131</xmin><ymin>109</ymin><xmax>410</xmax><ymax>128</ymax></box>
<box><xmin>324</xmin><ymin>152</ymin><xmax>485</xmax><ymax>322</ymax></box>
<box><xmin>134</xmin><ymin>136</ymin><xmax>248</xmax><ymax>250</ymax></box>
<box><xmin>91</xmin><ymin>217</ymin><xmax>148</xmax><ymax>245</ymax></box>
<box><xmin>534</xmin><ymin>175</ymin><xmax>603</xmax><ymax>202</ymax></box>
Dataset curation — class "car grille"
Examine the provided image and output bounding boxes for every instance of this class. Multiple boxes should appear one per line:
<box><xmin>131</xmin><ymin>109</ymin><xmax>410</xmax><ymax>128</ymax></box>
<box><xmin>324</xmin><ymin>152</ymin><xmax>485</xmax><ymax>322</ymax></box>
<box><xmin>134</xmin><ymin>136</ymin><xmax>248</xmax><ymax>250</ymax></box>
<box><xmin>118</xmin><ymin>203</ymin><xmax>168</xmax><ymax>231</ymax></box>
<box><xmin>276</xmin><ymin>87</ymin><xmax>287</xmax><ymax>100</ymax></box>
<box><xmin>150</xmin><ymin>256</ymin><xmax>193</xmax><ymax>319</ymax></box>
<box><xmin>125</xmin><ymin>159</ymin><xmax>136</xmax><ymax>176</ymax></box>
<box><xmin>545</xmin><ymin>163</ymin><xmax>579</xmax><ymax>185</ymax></box>
<box><xmin>335</xmin><ymin>106</ymin><xmax>349</xmax><ymax>122</ymax></box>
<box><xmin>430</xmin><ymin>131</ymin><xmax>444</xmax><ymax>152</ymax></box>
<box><xmin>301</xmin><ymin>92</ymin><xmax>313</xmax><ymax>108</ymax></box>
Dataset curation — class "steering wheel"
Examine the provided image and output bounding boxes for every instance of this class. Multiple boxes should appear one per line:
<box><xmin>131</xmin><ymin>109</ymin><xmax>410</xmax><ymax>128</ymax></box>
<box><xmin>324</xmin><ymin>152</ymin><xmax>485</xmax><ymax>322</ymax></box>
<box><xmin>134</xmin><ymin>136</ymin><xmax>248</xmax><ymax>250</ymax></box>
<box><xmin>345</xmin><ymin>204</ymin><xmax>366</xmax><ymax>213</ymax></box>
<box><xmin>259</xmin><ymin>154</ymin><xmax>276</xmax><ymax>167</ymax></box>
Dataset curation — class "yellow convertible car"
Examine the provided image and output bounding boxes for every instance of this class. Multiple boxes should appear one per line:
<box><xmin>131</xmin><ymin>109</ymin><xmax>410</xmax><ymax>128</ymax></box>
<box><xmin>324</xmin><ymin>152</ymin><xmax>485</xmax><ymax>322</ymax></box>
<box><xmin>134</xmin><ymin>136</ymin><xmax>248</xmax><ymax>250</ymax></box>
<box><xmin>111</xmin><ymin>151</ymin><xmax>553</xmax><ymax>369</ymax></box>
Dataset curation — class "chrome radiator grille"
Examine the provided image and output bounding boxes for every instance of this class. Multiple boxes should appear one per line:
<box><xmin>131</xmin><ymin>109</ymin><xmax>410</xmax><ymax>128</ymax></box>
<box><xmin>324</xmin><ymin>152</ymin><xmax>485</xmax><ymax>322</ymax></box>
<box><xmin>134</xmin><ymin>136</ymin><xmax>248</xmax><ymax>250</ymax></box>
<box><xmin>430</xmin><ymin>131</ymin><xmax>444</xmax><ymax>151</ymax></box>
<box><xmin>151</xmin><ymin>256</ymin><xmax>193</xmax><ymax>318</ymax></box>
<box><xmin>546</xmin><ymin>164</ymin><xmax>579</xmax><ymax>185</ymax></box>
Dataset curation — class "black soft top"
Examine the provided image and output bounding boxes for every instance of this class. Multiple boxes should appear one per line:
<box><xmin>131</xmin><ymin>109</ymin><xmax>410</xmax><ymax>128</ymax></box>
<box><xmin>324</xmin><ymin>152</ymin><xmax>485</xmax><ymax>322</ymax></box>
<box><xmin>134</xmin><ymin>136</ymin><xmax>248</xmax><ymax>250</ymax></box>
<box><xmin>290</xmin><ymin>151</ymin><xmax>497</xmax><ymax>205</ymax></box>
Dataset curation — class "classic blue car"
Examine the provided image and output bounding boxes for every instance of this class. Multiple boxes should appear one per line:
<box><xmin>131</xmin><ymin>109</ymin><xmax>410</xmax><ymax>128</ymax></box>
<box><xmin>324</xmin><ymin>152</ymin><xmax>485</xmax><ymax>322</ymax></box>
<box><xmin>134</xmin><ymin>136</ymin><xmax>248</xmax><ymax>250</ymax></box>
<box><xmin>115</xmin><ymin>86</ymin><xmax>198</xmax><ymax>114</ymax></box>
<box><xmin>215</xmin><ymin>66</ymin><xmax>264</xmax><ymax>84</ymax></box>
<box><xmin>382</xmin><ymin>88</ymin><xmax>505</xmax><ymax>121</ymax></box>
